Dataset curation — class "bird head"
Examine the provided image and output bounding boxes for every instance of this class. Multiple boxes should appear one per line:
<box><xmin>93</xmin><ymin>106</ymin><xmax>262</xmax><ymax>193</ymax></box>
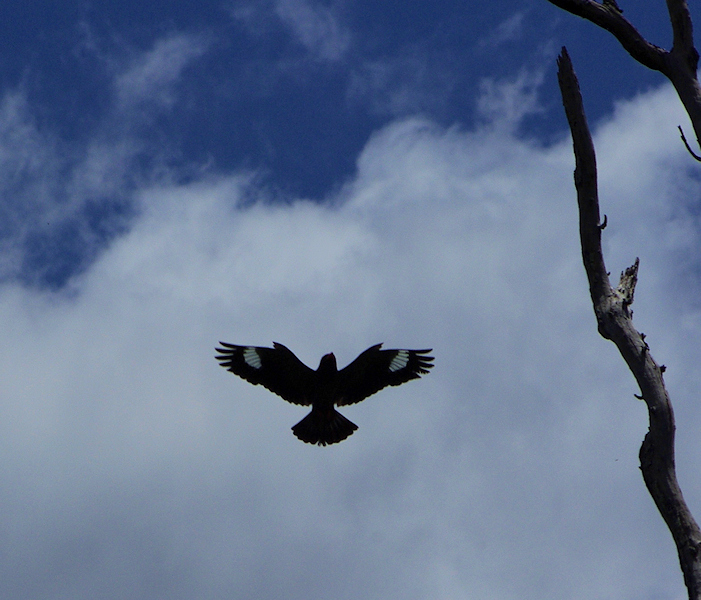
<box><xmin>318</xmin><ymin>352</ymin><xmax>337</xmax><ymax>373</ymax></box>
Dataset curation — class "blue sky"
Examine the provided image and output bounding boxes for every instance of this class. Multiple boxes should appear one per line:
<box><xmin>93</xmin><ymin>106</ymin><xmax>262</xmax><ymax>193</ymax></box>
<box><xmin>2</xmin><ymin>2</ymin><xmax>701</xmax><ymax>599</ymax></box>
<box><xmin>0</xmin><ymin>0</ymin><xmax>674</xmax><ymax>288</ymax></box>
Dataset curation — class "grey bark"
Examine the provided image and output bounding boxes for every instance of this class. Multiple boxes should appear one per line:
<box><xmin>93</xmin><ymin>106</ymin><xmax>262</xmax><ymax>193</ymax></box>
<box><xmin>547</xmin><ymin>0</ymin><xmax>701</xmax><ymax>157</ymax></box>
<box><xmin>556</xmin><ymin>47</ymin><xmax>701</xmax><ymax>600</ymax></box>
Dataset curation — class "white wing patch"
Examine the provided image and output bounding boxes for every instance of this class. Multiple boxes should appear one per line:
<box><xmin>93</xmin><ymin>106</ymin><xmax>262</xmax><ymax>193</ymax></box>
<box><xmin>243</xmin><ymin>347</ymin><xmax>262</xmax><ymax>369</ymax></box>
<box><xmin>389</xmin><ymin>350</ymin><xmax>409</xmax><ymax>372</ymax></box>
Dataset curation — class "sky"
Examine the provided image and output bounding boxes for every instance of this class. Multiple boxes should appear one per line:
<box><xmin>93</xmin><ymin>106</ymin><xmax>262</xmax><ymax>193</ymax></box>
<box><xmin>1</xmin><ymin>1</ymin><xmax>701</xmax><ymax>599</ymax></box>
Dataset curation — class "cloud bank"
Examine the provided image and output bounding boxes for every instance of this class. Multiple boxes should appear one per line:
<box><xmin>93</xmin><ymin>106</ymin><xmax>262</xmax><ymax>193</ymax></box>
<box><xmin>0</xmin><ymin>69</ymin><xmax>699</xmax><ymax>600</ymax></box>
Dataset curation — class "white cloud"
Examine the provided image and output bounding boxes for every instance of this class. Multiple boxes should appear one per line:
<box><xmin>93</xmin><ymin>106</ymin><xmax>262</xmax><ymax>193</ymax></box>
<box><xmin>0</xmin><ymin>92</ymin><xmax>60</xmax><ymax>274</ymax></box>
<box><xmin>230</xmin><ymin>0</ymin><xmax>350</xmax><ymax>62</ymax></box>
<box><xmin>0</xmin><ymin>34</ymin><xmax>210</xmax><ymax>286</ymax></box>
<box><xmin>0</xmin><ymin>80</ymin><xmax>699</xmax><ymax>600</ymax></box>
<box><xmin>114</xmin><ymin>34</ymin><xmax>209</xmax><ymax>111</ymax></box>
<box><xmin>347</xmin><ymin>52</ymin><xmax>454</xmax><ymax>117</ymax></box>
<box><xmin>477</xmin><ymin>68</ymin><xmax>546</xmax><ymax>132</ymax></box>
<box><xmin>477</xmin><ymin>11</ymin><xmax>527</xmax><ymax>50</ymax></box>
<box><xmin>274</xmin><ymin>0</ymin><xmax>350</xmax><ymax>61</ymax></box>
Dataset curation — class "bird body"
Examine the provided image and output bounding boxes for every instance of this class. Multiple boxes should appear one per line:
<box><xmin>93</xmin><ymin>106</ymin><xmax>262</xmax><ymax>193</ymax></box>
<box><xmin>215</xmin><ymin>342</ymin><xmax>434</xmax><ymax>446</ymax></box>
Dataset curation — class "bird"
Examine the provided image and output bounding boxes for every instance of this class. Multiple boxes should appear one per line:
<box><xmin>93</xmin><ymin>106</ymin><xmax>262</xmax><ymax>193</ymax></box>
<box><xmin>215</xmin><ymin>342</ymin><xmax>434</xmax><ymax>446</ymax></box>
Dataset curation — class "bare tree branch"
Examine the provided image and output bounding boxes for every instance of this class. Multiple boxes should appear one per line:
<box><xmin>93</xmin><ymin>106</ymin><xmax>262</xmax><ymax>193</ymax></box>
<box><xmin>678</xmin><ymin>126</ymin><xmax>701</xmax><ymax>161</ymax></box>
<box><xmin>555</xmin><ymin>47</ymin><xmax>611</xmax><ymax>329</ymax></box>
<box><xmin>547</xmin><ymin>0</ymin><xmax>701</xmax><ymax>154</ymax></box>
<box><xmin>668</xmin><ymin>0</ymin><xmax>696</xmax><ymax>60</ymax></box>
<box><xmin>547</xmin><ymin>0</ymin><xmax>666</xmax><ymax>70</ymax></box>
<box><xmin>557</xmin><ymin>46</ymin><xmax>701</xmax><ymax>600</ymax></box>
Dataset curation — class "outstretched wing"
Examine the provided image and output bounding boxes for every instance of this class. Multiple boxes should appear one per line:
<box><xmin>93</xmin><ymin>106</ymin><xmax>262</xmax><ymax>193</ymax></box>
<box><xmin>335</xmin><ymin>344</ymin><xmax>434</xmax><ymax>406</ymax></box>
<box><xmin>215</xmin><ymin>342</ymin><xmax>315</xmax><ymax>405</ymax></box>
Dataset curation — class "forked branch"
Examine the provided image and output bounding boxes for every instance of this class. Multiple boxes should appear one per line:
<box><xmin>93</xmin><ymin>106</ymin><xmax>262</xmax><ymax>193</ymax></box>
<box><xmin>557</xmin><ymin>47</ymin><xmax>701</xmax><ymax>600</ymax></box>
<box><xmin>547</xmin><ymin>0</ymin><xmax>701</xmax><ymax>158</ymax></box>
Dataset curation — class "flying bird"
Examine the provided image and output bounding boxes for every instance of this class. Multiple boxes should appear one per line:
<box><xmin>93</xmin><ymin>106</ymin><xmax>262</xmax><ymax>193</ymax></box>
<box><xmin>215</xmin><ymin>342</ymin><xmax>434</xmax><ymax>446</ymax></box>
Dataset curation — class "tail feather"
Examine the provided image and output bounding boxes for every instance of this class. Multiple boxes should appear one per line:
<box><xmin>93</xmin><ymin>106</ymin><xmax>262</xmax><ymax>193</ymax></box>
<box><xmin>292</xmin><ymin>407</ymin><xmax>358</xmax><ymax>446</ymax></box>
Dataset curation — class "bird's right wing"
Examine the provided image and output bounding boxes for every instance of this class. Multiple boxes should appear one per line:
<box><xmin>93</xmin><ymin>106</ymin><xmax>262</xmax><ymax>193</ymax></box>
<box><xmin>215</xmin><ymin>342</ymin><xmax>315</xmax><ymax>405</ymax></box>
<box><xmin>336</xmin><ymin>344</ymin><xmax>434</xmax><ymax>406</ymax></box>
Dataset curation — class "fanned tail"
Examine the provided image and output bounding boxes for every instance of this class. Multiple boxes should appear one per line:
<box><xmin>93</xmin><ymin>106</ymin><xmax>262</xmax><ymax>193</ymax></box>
<box><xmin>292</xmin><ymin>407</ymin><xmax>358</xmax><ymax>446</ymax></box>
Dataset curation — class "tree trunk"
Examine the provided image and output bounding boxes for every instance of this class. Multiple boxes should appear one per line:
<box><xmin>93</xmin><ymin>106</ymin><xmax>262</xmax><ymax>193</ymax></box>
<box><xmin>556</xmin><ymin>47</ymin><xmax>701</xmax><ymax>600</ymax></box>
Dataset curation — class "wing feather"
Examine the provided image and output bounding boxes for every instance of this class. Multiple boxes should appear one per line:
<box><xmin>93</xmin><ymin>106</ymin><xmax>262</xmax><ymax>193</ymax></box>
<box><xmin>215</xmin><ymin>342</ymin><xmax>315</xmax><ymax>405</ymax></box>
<box><xmin>335</xmin><ymin>344</ymin><xmax>434</xmax><ymax>406</ymax></box>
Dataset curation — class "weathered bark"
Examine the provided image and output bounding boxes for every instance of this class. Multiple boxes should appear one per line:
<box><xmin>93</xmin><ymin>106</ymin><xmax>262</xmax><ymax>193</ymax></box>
<box><xmin>547</xmin><ymin>0</ymin><xmax>701</xmax><ymax>157</ymax></box>
<box><xmin>557</xmin><ymin>47</ymin><xmax>701</xmax><ymax>600</ymax></box>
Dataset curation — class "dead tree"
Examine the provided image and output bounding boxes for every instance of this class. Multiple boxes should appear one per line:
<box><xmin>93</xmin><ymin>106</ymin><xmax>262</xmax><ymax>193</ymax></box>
<box><xmin>555</xmin><ymin>35</ymin><xmax>701</xmax><ymax>600</ymax></box>
<box><xmin>548</xmin><ymin>0</ymin><xmax>701</xmax><ymax>159</ymax></box>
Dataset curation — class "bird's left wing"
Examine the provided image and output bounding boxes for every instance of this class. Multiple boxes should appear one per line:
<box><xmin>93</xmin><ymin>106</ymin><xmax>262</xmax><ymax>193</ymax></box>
<box><xmin>335</xmin><ymin>344</ymin><xmax>434</xmax><ymax>406</ymax></box>
<box><xmin>215</xmin><ymin>342</ymin><xmax>315</xmax><ymax>405</ymax></box>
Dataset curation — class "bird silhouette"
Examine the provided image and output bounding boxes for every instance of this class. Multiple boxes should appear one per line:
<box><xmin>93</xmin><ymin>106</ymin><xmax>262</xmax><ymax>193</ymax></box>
<box><xmin>215</xmin><ymin>342</ymin><xmax>434</xmax><ymax>445</ymax></box>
